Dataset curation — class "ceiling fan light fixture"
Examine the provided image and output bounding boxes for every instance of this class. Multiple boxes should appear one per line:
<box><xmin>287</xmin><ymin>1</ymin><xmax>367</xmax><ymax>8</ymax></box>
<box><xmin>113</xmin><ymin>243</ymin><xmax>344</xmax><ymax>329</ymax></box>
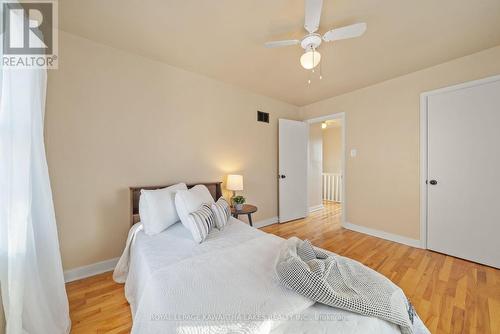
<box><xmin>300</xmin><ymin>49</ymin><xmax>321</xmax><ymax>70</ymax></box>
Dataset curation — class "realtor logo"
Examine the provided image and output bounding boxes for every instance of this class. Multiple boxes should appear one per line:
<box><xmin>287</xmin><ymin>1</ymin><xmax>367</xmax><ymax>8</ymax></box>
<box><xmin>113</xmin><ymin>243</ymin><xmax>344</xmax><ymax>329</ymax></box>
<box><xmin>2</xmin><ymin>0</ymin><xmax>58</xmax><ymax>68</ymax></box>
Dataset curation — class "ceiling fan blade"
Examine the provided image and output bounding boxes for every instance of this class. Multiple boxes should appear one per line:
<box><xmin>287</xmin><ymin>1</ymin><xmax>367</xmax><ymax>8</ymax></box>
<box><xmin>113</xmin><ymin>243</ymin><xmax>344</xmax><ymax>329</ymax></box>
<box><xmin>322</xmin><ymin>22</ymin><xmax>367</xmax><ymax>42</ymax></box>
<box><xmin>264</xmin><ymin>40</ymin><xmax>300</xmax><ymax>48</ymax></box>
<box><xmin>304</xmin><ymin>0</ymin><xmax>323</xmax><ymax>33</ymax></box>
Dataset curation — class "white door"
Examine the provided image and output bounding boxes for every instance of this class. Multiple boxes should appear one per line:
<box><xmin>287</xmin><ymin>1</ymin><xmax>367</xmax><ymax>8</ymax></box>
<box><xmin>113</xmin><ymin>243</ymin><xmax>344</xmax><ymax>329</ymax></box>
<box><xmin>427</xmin><ymin>78</ymin><xmax>500</xmax><ymax>268</ymax></box>
<box><xmin>279</xmin><ymin>119</ymin><xmax>308</xmax><ymax>223</ymax></box>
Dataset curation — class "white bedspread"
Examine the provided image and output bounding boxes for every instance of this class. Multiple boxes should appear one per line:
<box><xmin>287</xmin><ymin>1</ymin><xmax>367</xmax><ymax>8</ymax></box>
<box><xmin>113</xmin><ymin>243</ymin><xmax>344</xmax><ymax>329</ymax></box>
<box><xmin>115</xmin><ymin>218</ymin><xmax>409</xmax><ymax>333</ymax></box>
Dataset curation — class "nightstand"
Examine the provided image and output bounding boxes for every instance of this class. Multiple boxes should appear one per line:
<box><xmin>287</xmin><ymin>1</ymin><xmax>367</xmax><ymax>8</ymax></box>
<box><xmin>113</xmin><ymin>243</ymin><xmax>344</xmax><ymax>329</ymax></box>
<box><xmin>231</xmin><ymin>204</ymin><xmax>258</xmax><ymax>227</ymax></box>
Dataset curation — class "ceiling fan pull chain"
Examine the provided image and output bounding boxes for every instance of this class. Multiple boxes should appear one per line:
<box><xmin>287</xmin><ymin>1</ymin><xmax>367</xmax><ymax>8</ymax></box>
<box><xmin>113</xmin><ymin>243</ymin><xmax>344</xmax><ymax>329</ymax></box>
<box><xmin>312</xmin><ymin>46</ymin><xmax>315</xmax><ymax>73</ymax></box>
<box><xmin>309</xmin><ymin>50</ymin><xmax>313</xmax><ymax>86</ymax></box>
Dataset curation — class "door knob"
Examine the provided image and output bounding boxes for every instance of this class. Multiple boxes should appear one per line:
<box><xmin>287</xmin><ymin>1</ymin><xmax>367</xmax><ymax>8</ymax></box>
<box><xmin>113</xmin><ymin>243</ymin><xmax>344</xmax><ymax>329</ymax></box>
<box><xmin>278</xmin><ymin>174</ymin><xmax>286</xmax><ymax>179</ymax></box>
<box><xmin>429</xmin><ymin>180</ymin><xmax>437</xmax><ymax>185</ymax></box>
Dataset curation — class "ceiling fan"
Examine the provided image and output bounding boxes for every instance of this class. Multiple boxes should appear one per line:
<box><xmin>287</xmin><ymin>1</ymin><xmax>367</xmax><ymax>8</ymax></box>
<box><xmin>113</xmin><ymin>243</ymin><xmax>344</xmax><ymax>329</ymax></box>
<box><xmin>264</xmin><ymin>0</ymin><xmax>367</xmax><ymax>72</ymax></box>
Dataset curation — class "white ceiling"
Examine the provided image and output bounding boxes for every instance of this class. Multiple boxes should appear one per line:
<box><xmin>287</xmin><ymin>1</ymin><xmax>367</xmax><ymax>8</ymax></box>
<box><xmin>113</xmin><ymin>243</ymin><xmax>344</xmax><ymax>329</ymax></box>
<box><xmin>59</xmin><ymin>0</ymin><xmax>500</xmax><ymax>106</ymax></box>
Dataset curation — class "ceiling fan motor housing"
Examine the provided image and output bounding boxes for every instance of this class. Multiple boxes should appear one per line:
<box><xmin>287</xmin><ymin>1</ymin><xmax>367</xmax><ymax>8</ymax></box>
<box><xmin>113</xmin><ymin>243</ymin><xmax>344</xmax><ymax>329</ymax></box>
<box><xmin>301</xmin><ymin>34</ymin><xmax>322</xmax><ymax>50</ymax></box>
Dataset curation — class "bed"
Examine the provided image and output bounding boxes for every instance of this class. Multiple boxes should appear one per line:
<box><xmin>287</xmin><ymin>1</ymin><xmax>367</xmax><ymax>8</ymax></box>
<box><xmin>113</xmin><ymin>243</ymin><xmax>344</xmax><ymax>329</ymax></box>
<box><xmin>116</xmin><ymin>182</ymin><xmax>428</xmax><ymax>333</ymax></box>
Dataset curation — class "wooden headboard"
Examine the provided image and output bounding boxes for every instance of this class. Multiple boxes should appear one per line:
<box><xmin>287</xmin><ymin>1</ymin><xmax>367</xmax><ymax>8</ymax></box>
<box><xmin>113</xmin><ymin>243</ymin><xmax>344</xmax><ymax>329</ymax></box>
<box><xmin>129</xmin><ymin>182</ymin><xmax>222</xmax><ymax>226</ymax></box>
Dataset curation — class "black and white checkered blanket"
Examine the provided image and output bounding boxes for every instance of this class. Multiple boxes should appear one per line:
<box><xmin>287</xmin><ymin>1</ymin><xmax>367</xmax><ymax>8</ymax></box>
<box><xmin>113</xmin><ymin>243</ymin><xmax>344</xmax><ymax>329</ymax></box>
<box><xmin>275</xmin><ymin>237</ymin><xmax>420</xmax><ymax>334</ymax></box>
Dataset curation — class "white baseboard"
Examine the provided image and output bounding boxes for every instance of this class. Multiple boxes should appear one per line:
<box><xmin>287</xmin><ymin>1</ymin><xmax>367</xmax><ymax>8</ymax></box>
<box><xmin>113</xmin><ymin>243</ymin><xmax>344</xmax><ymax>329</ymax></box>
<box><xmin>64</xmin><ymin>257</ymin><xmax>119</xmax><ymax>283</ymax></box>
<box><xmin>253</xmin><ymin>216</ymin><xmax>279</xmax><ymax>228</ymax></box>
<box><xmin>64</xmin><ymin>217</ymin><xmax>279</xmax><ymax>283</ymax></box>
<box><xmin>309</xmin><ymin>204</ymin><xmax>324</xmax><ymax>213</ymax></box>
<box><xmin>63</xmin><ymin>220</ymin><xmax>421</xmax><ymax>284</ymax></box>
<box><xmin>343</xmin><ymin>222</ymin><xmax>422</xmax><ymax>248</ymax></box>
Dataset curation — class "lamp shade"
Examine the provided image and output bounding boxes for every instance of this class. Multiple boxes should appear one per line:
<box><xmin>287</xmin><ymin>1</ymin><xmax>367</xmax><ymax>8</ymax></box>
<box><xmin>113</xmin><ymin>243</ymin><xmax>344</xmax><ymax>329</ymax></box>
<box><xmin>300</xmin><ymin>49</ymin><xmax>321</xmax><ymax>70</ymax></box>
<box><xmin>227</xmin><ymin>174</ymin><xmax>243</xmax><ymax>191</ymax></box>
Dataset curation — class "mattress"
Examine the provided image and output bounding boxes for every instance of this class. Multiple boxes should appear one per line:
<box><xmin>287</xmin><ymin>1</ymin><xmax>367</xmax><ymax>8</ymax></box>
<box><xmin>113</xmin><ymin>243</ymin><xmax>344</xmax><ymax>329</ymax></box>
<box><xmin>124</xmin><ymin>218</ymin><xmax>412</xmax><ymax>333</ymax></box>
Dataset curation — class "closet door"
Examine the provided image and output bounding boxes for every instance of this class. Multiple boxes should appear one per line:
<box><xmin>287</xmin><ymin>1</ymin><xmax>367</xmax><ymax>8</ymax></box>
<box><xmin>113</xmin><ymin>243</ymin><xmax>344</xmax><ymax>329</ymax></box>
<box><xmin>427</xmin><ymin>78</ymin><xmax>500</xmax><ymax>268</ymax></box>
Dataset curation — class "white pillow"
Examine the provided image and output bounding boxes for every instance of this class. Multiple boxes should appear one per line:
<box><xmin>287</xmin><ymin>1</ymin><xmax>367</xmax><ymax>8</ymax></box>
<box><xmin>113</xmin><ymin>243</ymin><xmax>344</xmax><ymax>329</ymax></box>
<box><xmin>187</xmin><ymin>204</ymin><xmax>216</xmax><ymax>243</ymax></box>
<box><xmin>211</xmin><ymin>197</ymin><xmax>231</xmax><ymax>230</ymax></box>
<box><xmin>175</xmin><ymin>185</ymin><xmax>215</xmax><ymax>233</ymax></box>
<box><xmin>139</xmin><ymin>183</ymin><xmax>187</xmax><ymax>235</ymax></box>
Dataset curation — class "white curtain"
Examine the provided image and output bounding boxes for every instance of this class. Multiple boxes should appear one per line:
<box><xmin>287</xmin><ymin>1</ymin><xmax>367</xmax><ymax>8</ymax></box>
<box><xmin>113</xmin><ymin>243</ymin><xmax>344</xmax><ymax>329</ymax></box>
<box><xmin>0</xmin><ymin>4</ymin><xmax>71</xmax><ymax>334</ymax></box>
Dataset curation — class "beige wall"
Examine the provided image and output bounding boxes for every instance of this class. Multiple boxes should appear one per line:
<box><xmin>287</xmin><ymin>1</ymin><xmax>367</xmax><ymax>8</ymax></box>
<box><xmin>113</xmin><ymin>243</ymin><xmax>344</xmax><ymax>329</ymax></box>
<box><xmin>300</xmin><ymin>45</ymin><xmax>500</xmax><ymax>240</ymax></box>
<box><xmin>323</xmin><ymin>126</ymin><xmax>342</xmax><ymax>174</ymax></box>
<box><xmin>46</xmin><ymin>32</ymin><xmax>298</xmax><ymax>270</ymax></box>
<box><xmin>307</xmin><ymin>123</ymin><xmax>323</xmax><ymax>209</ymax></box>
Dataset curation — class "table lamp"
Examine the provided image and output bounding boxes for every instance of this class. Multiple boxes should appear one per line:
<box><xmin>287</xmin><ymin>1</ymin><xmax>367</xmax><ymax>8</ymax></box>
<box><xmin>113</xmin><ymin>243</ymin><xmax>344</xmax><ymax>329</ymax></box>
<box><xmin>226</xmin><ymin>174</ymin><xmax>243</xmax><ymax>199</ymax></box>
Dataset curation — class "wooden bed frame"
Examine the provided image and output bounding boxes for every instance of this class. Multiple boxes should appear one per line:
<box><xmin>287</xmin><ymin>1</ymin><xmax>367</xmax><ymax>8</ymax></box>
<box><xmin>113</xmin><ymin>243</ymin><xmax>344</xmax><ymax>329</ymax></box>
<box><xmin>129</xmin><ymin>182</ymin><xmax>223</xmax><ymax>226</ymax></box>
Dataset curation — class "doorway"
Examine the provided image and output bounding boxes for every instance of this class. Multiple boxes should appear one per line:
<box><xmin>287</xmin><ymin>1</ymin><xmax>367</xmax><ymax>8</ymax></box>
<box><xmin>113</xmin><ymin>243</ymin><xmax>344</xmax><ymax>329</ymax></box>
<box><xmin>306</xmin><ymin>113</ymin><xmax>345</xmax><ymax>224</ymax></box>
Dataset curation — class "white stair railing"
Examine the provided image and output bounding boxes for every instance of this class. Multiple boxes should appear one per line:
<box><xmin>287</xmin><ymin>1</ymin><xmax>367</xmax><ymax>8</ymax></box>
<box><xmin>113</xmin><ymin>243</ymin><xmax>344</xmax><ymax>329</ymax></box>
<box><xmin>322</xmin><ymin>173</ymin><xmax>342</xmax><ymax>202</ymax></box>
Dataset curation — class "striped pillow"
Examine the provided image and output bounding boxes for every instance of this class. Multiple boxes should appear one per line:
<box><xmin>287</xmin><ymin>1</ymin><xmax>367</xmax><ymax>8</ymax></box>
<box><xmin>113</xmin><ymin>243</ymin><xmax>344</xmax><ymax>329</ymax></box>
<box><xmin>211</xmin><ymin>197</ymin><xmax>231</xmax><ymax>229</ymax></box>
<box><xmin>186</xmin><ymin>204</ymin><xmax>216</xmax><ymax>243</ymax></box>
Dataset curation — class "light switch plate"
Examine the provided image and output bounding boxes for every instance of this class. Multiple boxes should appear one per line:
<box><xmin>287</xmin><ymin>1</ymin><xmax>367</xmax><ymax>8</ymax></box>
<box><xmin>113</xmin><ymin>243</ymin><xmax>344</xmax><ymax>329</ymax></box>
<box><xmin>350</xmin><ymin>149</ymin><xmax>357</xmax><ymax>158</ymax></box>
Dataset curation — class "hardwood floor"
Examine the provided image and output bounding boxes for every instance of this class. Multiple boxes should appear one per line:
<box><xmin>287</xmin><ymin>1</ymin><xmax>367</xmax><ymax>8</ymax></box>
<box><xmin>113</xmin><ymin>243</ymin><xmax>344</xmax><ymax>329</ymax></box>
<box><xmin>66</xmin><ymin>201</ymin><xmax>500</xmax><ymax>333</ymax></box>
